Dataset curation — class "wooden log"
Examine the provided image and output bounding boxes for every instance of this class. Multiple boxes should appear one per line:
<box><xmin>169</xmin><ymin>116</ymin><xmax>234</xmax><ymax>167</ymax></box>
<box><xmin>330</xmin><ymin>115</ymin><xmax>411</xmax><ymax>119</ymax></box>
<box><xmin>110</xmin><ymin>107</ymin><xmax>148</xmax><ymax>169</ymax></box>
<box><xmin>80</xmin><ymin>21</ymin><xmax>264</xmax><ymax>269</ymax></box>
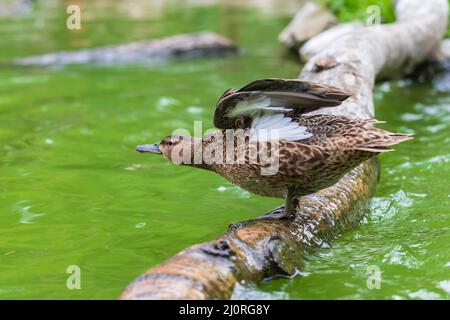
<box><xmin>12</xmin><ymin>32</ymin><xmax>238</xmax><ymax>66</ymax></box>
<box><xmin>119</xmin><ymin>0</ymin><xmax>448</xmax><ymax>300</ymax></box>
<box><xmin>278</xmin><ymin>1</ymin><xmax>337</xmax><ymax>49</ymax></box>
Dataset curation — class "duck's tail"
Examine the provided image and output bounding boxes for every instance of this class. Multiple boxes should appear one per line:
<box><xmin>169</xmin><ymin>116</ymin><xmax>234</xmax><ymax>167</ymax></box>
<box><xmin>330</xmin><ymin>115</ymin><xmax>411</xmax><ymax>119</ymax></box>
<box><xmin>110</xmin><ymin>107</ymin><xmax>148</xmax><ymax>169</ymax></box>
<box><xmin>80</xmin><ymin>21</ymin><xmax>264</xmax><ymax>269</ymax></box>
<box><xmin>355</xmin><ymin>127</ymin><xmax>414</xmax><ymax>153</ymax></box>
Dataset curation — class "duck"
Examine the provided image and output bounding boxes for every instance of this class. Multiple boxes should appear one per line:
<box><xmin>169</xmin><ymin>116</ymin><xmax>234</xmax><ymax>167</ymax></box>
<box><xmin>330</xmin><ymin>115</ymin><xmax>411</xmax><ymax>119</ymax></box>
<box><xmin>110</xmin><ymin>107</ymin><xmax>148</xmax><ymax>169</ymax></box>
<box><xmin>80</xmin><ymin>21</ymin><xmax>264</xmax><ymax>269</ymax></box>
<box><xmin>136</xmin><ymin>78</ymin><xmax>412</xmax><ymax>219</ymax></box>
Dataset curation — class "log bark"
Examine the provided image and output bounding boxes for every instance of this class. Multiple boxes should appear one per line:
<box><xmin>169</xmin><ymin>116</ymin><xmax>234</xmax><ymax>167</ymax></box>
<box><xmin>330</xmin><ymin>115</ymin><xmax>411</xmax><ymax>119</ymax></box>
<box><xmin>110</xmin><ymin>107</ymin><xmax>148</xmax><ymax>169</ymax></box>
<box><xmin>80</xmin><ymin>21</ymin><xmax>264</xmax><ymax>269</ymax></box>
<box><xmin>119</xmin><ymin>0</ymin><xmax>448</xmax><ymax>300</ymax></box>
<box><xmin>278</xmin><ymin>1</ymin><xmax>337</xmax><ymax>48</ymax></box>
<box><xmin>12</xmin><ymin>32</ymin><xmax>238</xmax><ymax>66</ymax></box>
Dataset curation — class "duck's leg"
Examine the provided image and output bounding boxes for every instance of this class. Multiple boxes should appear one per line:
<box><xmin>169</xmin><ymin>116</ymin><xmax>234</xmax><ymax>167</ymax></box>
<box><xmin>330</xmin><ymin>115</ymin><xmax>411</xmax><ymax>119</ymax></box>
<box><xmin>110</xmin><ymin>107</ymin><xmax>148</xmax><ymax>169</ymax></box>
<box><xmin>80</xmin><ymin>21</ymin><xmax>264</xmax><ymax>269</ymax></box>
<box><xmin>285</xmin><ymin>189</ymin><xmax>299</xmax><ymax>218</ymax></box>
<box><xmin>257</xmin><ymin>188</ymin><xmax>298</xmax><ymax>220</ymax></box>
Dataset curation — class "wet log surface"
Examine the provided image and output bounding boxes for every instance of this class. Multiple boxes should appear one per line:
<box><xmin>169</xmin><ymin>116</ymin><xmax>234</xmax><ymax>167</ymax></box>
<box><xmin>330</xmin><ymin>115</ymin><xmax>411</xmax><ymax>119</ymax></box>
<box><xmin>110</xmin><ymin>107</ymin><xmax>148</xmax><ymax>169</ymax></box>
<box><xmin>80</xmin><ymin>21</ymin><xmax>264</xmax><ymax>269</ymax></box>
<box><xmin>119</xmin><ymin>0</ymin><xmax>448</xmax><ymax>300</ymax></box>
<box><xmin>13</xmin><ymin>32</ymin><xmax>238</xmax><ymax>66</ymax></box>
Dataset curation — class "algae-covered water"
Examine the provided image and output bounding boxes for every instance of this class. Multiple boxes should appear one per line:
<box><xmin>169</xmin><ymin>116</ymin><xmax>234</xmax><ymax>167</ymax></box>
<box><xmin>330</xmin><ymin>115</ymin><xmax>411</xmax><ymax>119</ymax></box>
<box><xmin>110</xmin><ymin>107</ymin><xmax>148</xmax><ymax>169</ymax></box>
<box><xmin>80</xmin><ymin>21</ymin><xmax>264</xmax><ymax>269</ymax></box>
<box><xmin>0</xmin><ymin>1</ymin><xmax>449</xmax><ymax>300</ymax></box>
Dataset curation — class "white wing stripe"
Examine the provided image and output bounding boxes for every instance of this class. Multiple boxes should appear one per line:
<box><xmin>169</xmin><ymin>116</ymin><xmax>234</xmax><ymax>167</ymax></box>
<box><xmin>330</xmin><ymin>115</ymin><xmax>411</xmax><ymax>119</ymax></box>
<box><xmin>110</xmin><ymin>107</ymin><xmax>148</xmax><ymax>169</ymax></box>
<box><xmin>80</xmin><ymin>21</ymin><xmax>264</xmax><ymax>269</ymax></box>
<box><xmin>250</xmin><ymin>114</ymin><xmax>312</xmax><ymax>142</ymax></box>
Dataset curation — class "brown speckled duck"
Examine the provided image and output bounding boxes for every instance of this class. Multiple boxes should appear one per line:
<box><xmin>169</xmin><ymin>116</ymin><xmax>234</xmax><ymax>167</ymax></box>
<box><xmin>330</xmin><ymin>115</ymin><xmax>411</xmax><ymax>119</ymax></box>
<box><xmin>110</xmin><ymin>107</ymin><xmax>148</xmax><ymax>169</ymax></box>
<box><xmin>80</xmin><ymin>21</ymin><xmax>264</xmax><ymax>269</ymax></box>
<box><xmin>137</xmin><ymin>79</ymin><xmax>412</xmax><ymax>219</ymax></box>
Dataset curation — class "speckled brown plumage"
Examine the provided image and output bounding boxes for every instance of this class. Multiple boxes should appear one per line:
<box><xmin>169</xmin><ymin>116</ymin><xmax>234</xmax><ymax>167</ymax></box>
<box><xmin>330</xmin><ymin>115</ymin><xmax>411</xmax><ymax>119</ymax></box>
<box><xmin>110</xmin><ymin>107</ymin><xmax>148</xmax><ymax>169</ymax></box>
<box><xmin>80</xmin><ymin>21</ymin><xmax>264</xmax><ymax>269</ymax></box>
<box><xmin>137</xmin><ymin>78</ymin><xmax>412</xmax><ymax>219</ymax></box>
<box><xmin>210</xmin><ymin>115</ymin><xmax>410</xmax><ymax>198</ymax></box>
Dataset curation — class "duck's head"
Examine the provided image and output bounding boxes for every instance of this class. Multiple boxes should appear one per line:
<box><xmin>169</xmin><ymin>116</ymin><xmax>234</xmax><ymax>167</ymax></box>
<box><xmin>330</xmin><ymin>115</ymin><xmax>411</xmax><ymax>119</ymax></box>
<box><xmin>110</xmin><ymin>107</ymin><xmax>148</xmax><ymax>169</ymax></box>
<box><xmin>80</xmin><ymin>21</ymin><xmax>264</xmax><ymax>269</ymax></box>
<box><xmin>136</xmin><ymin>135</ymin><xmax>201</xmax><ymax>165</ymax></box>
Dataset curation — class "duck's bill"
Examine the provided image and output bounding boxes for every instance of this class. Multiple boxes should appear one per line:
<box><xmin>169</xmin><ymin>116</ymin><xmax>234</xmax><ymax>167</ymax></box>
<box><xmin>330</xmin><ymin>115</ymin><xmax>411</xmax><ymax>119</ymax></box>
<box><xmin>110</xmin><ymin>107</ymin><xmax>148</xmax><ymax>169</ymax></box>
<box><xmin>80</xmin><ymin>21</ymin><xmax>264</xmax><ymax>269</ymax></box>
<box><xmin>136</xmin><ymin>143</ymin><xmax>161</xmax><ymax>154</ymax></box>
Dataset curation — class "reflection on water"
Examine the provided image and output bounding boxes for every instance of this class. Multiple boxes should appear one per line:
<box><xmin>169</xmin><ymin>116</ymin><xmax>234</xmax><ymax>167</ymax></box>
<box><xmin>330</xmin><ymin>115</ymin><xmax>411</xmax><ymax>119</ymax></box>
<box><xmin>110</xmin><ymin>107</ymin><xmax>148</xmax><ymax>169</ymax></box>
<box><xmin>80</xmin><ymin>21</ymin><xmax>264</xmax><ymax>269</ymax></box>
<box><xmin>0</xmin><ymin>0</ymin><xmax>449</xmax><ymax>300</ymax></box>
<box><xmin>15</xmin><ymin>200</ymin><xmax>46</xmax><ymax>224</ymax></box>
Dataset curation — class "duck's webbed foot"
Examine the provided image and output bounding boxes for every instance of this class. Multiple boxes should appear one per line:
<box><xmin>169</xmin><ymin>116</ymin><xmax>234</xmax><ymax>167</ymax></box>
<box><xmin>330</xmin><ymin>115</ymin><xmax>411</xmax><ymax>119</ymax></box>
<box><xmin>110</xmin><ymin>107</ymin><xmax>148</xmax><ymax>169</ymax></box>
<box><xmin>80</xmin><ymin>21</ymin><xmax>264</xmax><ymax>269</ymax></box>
<box><xmin>257</xmin><ymin>205</ymin><xmax>289</xmax><ymax>220</ymax></box>
<box><xmin>255</xmin><ymin>189</ymin><xmax>299</xmax><ymax>221</ymax></box>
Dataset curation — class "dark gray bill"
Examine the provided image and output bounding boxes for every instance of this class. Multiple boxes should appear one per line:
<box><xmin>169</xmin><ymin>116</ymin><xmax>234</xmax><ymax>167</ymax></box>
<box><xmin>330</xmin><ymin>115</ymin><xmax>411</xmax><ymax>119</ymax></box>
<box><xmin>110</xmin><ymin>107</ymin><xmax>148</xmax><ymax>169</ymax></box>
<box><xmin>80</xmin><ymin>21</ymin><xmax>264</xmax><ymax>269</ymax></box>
<box><xmin>136</xmin><ymin>143</ymin><xmax>161</xmax><ymax>154</ymax></box>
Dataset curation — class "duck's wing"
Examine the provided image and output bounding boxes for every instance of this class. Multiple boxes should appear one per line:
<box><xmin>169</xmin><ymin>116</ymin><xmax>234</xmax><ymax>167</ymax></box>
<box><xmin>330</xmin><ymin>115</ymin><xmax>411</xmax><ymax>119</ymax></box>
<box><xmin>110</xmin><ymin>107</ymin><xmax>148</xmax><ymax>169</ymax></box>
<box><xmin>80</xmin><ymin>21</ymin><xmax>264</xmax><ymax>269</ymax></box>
<box><xmin>213</xmin><ymin>79</ymin><xmax>350</xmax><ymax>141</ymax></box>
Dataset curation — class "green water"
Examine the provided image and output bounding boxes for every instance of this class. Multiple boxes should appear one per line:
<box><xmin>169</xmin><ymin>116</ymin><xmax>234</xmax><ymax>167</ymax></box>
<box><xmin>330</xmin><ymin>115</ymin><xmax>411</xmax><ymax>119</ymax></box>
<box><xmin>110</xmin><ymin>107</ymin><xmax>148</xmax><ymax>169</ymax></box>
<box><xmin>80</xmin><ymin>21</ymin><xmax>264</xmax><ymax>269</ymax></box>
<box><xmin>0</xmin><ymin>1</ymin><xmax>449</xmax><ymax>300</ymax></box>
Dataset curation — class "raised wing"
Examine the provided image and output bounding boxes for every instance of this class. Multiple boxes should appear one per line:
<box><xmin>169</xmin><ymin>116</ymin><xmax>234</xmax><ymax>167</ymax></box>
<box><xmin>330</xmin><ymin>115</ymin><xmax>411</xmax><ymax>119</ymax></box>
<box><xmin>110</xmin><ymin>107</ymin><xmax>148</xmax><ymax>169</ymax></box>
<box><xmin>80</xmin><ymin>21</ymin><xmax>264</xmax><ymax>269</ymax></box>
<box><xmin>213</xmin><ymin>78</ymin><xmax>350</xmax><ymax>131</ymax></box>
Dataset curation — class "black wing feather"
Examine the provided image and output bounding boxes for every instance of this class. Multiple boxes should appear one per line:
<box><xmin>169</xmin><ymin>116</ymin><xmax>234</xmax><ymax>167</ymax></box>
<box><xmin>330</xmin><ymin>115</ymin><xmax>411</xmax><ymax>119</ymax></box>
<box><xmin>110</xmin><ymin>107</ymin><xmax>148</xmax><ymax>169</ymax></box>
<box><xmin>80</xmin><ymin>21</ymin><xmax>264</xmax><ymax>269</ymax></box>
<box><xmin>214</xmin><ymin>78</ymin><xmax>350</xmax><ymax>129</ymax></box>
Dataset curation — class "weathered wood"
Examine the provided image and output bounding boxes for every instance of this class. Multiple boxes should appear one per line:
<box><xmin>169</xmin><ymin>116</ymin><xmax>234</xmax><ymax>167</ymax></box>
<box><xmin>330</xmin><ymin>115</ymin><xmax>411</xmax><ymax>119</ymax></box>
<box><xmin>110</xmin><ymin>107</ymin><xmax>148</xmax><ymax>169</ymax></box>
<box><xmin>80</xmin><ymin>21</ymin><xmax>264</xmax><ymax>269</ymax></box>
<box><xmin>119</xmin><ymin>0</ymin><xmax>448</xmax><ymax>300</ymax></box>
<box><xmin>13</xmin><ymin>32</ymin><xmax>238</xmax><ymax>66</ymax></box>
<box><xmin>300</xmin><ymin>23</ymin><xmax>362</xmax><ymax>61</ymax></box>
<box><xmin>278</xmin><ymin>2</ymin><xmax>337</xmax><ymax>49</ymax></box>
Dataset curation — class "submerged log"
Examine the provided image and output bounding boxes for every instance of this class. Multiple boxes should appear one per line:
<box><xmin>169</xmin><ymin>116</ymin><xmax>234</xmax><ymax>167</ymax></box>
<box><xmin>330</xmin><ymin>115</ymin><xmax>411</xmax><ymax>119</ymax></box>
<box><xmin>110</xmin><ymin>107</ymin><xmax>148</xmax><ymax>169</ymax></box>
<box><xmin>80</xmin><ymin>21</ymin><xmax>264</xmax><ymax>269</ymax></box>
<box><xmin>119</xmin><ymin>0</ymin><xmax>448</xmax><ymax>300</ymax></box>
<box><xmin>13</xmin><ymin>32</ymin><xmax>238</xmax><ymax>66</ymax></box>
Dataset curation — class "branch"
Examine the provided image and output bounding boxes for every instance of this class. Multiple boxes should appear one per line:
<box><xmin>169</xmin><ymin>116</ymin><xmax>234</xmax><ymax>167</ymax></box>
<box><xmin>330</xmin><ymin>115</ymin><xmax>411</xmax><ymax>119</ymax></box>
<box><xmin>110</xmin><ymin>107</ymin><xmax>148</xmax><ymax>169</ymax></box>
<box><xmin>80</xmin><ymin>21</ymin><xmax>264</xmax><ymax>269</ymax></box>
<box><xmin>12</xmin><ymin>32</ymin><xmax>238</xmax><ymax>66</ymax></box>
<box><xmin>119</xmin><ymin>0</ymin><xmax>448</xmax><ymax>300</ymax></box>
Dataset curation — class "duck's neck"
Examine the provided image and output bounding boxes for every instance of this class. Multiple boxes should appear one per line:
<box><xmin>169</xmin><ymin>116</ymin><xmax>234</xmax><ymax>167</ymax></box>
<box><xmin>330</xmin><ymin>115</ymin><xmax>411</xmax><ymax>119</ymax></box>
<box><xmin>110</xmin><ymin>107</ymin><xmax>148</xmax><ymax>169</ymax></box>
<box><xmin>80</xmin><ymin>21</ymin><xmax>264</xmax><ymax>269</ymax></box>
<box><xmin>180</xmin><ymin>137</ymin><xmax>216</xmax><ymax>172</ymax></box>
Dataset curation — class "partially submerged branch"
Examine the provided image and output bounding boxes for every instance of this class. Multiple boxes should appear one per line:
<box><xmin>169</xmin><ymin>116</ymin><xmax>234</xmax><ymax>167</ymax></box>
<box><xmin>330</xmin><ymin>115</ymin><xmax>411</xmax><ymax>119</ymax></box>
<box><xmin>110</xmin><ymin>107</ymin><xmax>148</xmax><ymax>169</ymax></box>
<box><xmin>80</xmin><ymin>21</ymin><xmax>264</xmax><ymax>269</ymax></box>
<box><xmin>13</xmin><ymin>32</ymin><xmax>238</xmax><ymax>66</ymax></box>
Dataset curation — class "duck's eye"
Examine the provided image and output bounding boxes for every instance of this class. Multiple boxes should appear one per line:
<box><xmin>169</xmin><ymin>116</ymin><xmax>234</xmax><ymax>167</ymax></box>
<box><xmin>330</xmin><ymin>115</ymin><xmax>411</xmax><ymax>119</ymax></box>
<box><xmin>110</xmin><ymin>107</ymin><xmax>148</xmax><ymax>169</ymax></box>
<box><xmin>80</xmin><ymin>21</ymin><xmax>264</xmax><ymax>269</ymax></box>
<box><xmin>167</xmin><ymin>141</ymin><xmax>173</xmax><ymax>146</ymax></box>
